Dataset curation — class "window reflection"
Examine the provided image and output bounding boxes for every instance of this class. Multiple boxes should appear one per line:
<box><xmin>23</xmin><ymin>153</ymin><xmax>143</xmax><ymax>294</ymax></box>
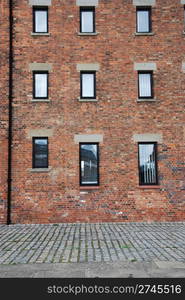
<box><xmin>33</xmin><ymin>138</ymin><xmax>48</xmax><ymax>168</ymax></box>
<box><xmin>80</xmin><ymin>144</ymin><xmax>98</xmax><ymax>185</ymax></box>
<box><xmin>139</xmin><ymin>143</ymin><xmax>157</xmax><ymax>185</ymax></box>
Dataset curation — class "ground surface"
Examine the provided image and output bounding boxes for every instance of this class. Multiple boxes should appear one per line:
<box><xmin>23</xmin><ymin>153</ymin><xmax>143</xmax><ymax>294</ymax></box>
<box><xmin>0</xmin><ymin>222</ymin><xmax>184</xmax><ymax>277</ymax></box>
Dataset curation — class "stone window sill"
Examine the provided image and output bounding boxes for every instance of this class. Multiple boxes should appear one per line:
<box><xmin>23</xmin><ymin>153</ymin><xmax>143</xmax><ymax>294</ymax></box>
<box><xmin>138</xmin><ymin>185</ymin><xmax>160</xmax><ymax>189</ymax></box>
<box><xmin>77</xmin><ymin>32</ymin><xmax>99</xmax><ymax>36</ymax></box>
<box><xmin>31</xmin><ymin>99</ymin><xmax>51</xmax><ymax>103</ymax></box>
<box><xmin>78</xmin><ymin>98</ymin><xmax>98</xmax><ymax>102</ymax></box>
<box><xmin>31</xmin><ymin>32</ymin><xmax>50</xmax><ymax>36</ymax></box>
<box><xmin>137</xmin><ymin>98</ymin><xmax>156</xmax><ymax>102</ymax></box>
<box><xmin>134</xmin><ymin>32</ymin><xmax>155</xmax><ymax>36</ymax></box>
<box><xmin>80</xmin><ymin>186</ymin><xmax>100</xmax><ymax>190</ymax></box>
<box><xmin>29</xmin><ymin>167</ymin><xmax>51</xmax><ymax>173</ymax></box>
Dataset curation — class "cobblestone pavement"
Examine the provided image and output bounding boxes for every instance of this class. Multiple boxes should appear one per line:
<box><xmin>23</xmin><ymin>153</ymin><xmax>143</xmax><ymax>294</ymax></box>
<box><xmin>0</xmin><ymin>222</ymin><xmax>184</xmax><ymax>265</ymax></box>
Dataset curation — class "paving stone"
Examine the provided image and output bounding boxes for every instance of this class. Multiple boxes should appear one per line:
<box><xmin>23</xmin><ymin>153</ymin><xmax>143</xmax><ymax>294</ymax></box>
<box><xmin>0</xmin><ymin>222</ymin><xmax>185</xmax><ymax>264</ymax></box>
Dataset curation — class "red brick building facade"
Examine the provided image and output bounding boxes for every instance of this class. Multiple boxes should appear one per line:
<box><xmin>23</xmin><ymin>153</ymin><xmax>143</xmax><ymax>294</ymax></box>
<box><xmin>0</xmin><ymin>0</ymin><xmax>185</xmax><ymax>224</ymax></box>
<box><xmin>0</xmin><ymin>0</ymin><xmax>9</xmax><ymax>224</ymax></box>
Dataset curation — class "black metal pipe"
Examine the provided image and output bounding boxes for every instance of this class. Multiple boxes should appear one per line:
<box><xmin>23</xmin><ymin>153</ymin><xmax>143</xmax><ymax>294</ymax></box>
<box><xmin>7</xmin><ymin>0</ymin><xmax>13</xmax><ymax>225</ymax></box>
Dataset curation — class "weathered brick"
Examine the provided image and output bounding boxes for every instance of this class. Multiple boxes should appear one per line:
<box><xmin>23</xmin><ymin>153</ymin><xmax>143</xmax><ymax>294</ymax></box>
<box><xmin>0</xmin><ymin>0</ymin><xmax>9</xmax><ymax>224</ymax></box>
<box><xmin>0</xmin><ymin>0</ymin><xmax>185</xmax><ymax>224</ymax></box>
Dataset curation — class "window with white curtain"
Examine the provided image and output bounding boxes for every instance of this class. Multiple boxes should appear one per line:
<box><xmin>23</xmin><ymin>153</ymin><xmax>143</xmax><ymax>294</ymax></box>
<box><xmin>33</xmin><ymin>71</ymin><xmax>48</xmax><ymax>99</ymax></box>
<box><xmin>80</xmin><ymin>71</ymin><xmax>96</xmax><ymax>98</ymax></box>
<box><xmin>136</xmin><ymin>7</ymin><xmax>151</xmax><ymax>33</ymax></box>
<box><xmin>80</xmin><ymin>7</ymin><xmax>95</xmax><ymax>33</ymax></box>
<box><xmin>138</xmin><ymin>71</ymin><xmax>153</xmax><ymax>98</ymax></box>
<box><xmin>138</xmin><ymin>142</ymin><xmax>158</xmax><ymax>185</ymax></box>
<box><xmin>33</xmin><ymin>7</ymin><xmax>48</xmax><ymax>33</ymax></box>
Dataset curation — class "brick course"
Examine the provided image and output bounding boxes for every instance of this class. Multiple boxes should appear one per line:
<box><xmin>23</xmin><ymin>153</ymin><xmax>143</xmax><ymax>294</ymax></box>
<box><xmin>0</xmin><ymin>0</ymin><xmax>9</xmax><ymax>224</ymax></box>
<box><xmin>0</xmin><ymin>0</ymin><xmax>185</xmax><ymax>224</ymax></box>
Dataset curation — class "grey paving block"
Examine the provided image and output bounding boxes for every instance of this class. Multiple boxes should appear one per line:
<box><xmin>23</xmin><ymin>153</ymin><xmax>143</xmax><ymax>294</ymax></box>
<box><xmin>0</xmin><ymin>222</ymin><xmax>184</xmax><ymax>266</ymax></box>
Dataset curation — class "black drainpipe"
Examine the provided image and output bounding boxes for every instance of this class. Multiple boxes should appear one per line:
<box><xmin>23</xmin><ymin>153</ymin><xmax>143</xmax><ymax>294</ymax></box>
<box><xmin>7</xmin><ymin>0</ymin><xmax>13</xmax><ymax>225</ymax></box>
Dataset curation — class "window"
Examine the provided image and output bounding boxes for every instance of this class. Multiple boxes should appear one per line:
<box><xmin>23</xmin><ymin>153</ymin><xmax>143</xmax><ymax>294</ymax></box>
<box><xmin>32</xmin><ymin>137</ymin><xmax>48</xmax><ymax>168</ymax></box>
<box><xmin>138</xmin><ymin>71</ymin><xmax>153</xmax><ymax>99</ymax></box>
<box><xmin>136</xmin><ymin>7</ymin><xmax>151</xmax><ymax>33</ymax></box>
<box><xmin>33</xmin><ymin>71</ymin><xmax>48</xmax><ymax>99</ymax></box>
<box><xmin>33</xmin><ymin>6</ymin><xmax>48</xmax><ymax>33</ymax></box>
<box><xmin>80</xmin><ymin>143</ymin><xmax>99</xmax><ymax>186</ymax></box>
<box><xmin>80</xmin><ymin>71</ymin><xmax>96</xmax><ymax>99</ymax></box>
<box><xmin>138</xmin><ymin>142</ymin><xmax>158</xmax><ymax>185</ymax></box>
<box><xmin>80</xmin><ymin>7</ymin><xmax>95</xmax><ymax>33</ymax></box>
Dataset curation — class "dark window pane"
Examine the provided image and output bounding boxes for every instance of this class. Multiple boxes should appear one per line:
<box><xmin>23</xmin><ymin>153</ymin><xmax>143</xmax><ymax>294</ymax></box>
<box><xmin>33</xmin><ymin>138</ymin><xmax>48</xmax><ymax>168</ymax></box>
<box><xmin>139</xmin><ymin>72</ymin><xmax>152</xmax><ymax>98</ymax></box>
<box><xmin>80</xmin><ymin>144</ymin><xmax>99</xmax><ymax>185</ymax></box>
<box><xmin>34</xmin><ymin>8</ymin><xmax>48</xmax><ymax>33</ymax></box>
<box><xmin>81</xmin><ymin>73</ymin><xmax>95</xmax><ymax>98</ymax></box>
<box><xmin>139</xmin><ymin>143</ymin><xmax>157</xmax><ymax>185</ymax></box>
<box><xmin>137</xmin><ymin>9</ymin><xmax>150</xmax><ymax>32</ymax></box>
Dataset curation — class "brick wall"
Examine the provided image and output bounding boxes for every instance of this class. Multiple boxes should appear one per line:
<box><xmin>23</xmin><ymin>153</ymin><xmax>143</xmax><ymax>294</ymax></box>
<box><xmin>0</xmin><ymin>0</ymin><xmax>185</xmax><ymax>224</ymax></box>
<box><xmin>0</xmin><ymin>0</ymin><xmax>9</xmax><ymax>224</ymax></box>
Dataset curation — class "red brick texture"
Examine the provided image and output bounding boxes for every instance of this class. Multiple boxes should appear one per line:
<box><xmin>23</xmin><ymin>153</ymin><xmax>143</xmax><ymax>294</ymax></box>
<box><xmin>0</xmin><ymin>0</ymin><xmax>185</xmax><ymax>224</ymax></box>
<box><xmin>0</xmin><ymin>0</ymin><xmax>9</xmax><ymax>224</ymax></box>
